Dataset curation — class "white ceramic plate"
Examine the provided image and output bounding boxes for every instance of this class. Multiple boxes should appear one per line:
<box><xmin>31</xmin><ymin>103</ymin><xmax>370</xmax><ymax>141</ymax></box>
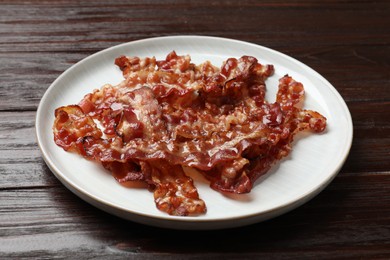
<box><xmin>36</xmin><ymin>36</ymin><xmax>353</xmax><ymax>230</ymax></box>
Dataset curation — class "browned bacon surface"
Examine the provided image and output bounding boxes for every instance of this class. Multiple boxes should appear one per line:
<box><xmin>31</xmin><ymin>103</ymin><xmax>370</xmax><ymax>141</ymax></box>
<box><xmin>53</xmin><ymin>51</ymin><xmax>326</xmax><ymax>216</ymax></box>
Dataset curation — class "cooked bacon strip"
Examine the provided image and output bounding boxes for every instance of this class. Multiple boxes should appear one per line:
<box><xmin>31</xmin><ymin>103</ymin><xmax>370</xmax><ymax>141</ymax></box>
<box><xmin>141</xmin><ymin>160</ymin><xmax>206</xmax><ymax>216</ymax></box>
<box><xmin>102</xmin><ymin>161</ymin><xmax>144</xmax><ymax>183</ymax></box>
<box><xmin>53</xmin><ymin>105</ymin><xmax>102</xmax><ymax>154</ymax></box>
<box><xmin>53</xmin><ymin>51</ymin><xmax>326</xmax><ymax>216</ymax></box>
<box><xmin>78</xmin><ymin>84</ymin><xmax>121</xmax><ymax>136</ymax></box>
<box><xmin>115</xmin><ymin>55</ymin><xmax>157</xmax><ymax>78</ymax></box>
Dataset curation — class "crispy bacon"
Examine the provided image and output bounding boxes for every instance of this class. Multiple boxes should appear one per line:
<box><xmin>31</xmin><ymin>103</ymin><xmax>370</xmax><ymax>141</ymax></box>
<box><xmin>53</xmin><ymin>105</ymin><xmax>102</xmax><ymax>154</ymax></box>
<box><xmin>141</xmin><ymin>160</ymin><xmax>206</xmax><ymax>216</ymax></box>
<box><xmin>53</xmin><ymin>51</ymin><xmax>327</xmax><ymax>216</ymax></box>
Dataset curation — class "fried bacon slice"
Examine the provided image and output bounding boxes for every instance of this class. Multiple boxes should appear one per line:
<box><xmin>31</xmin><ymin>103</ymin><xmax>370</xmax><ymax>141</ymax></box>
<box><xmin>53</xmin><ymin>51</ymin><xmax>326</xmax><ymax>216</ymax></box>
<box><xmin>53</xmin><ymin>105</ymin><xmax>102</xmax><ymax>154</ymax></box>
<box><xmin>141</xmin><ymin>160</ymin><xmax>206</xmax><ymax>216</ymax></box>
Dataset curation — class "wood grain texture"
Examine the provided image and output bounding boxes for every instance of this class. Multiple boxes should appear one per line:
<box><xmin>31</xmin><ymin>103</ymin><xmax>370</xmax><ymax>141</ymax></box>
<box><xmin>1</xmin><ymin>175</ymin><xmax>389</xmax><ymax>258</ymax></box>
<box><xmin>1</xmin><ymin>1</ymin><xmax>389</xmax><ymax>110</ymax></box>
<box><xmin>1</xmin><ymin>0</ymin><xmax>389</xmax><ymax>258</ymax></box>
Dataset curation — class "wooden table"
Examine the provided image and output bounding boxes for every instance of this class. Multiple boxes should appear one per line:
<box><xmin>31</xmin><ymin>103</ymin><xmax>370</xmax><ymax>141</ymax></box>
<box><xmin>1</xmin><ymin>1</ymin><xmax>389</xmax><ymax>258</ymax></box>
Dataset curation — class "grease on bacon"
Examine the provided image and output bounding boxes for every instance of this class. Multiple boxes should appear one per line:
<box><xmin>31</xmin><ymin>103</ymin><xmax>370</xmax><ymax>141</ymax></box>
<box><xmin>53</xmin><ymin>51</ymin><xmax>326</xmax><ymax>216</ymax></box>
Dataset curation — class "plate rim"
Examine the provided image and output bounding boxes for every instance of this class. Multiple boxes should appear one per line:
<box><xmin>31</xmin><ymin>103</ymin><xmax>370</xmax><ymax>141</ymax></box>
<box><xmin>35</xmin><ymin>35</ymin><xmax>353</xmax><ymax>229</ymax></box>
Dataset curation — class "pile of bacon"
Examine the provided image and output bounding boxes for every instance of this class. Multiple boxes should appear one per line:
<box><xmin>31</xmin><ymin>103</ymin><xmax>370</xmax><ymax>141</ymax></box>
<box><xmin>53</xmin><ymin>51</ymin><xmax>326</xmax><ymax>216</ymax></box>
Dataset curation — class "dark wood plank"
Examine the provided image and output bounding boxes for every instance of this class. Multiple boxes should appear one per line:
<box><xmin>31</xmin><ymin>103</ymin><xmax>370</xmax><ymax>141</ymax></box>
<box><xmin>0</xmin><ymin>111</ymin><xmax>60</xmax><ymax>188</ymax></box>
<box><xmin>0</xmin><ymin>174</ymin><xmax>389</xmax><ymax>258</ymax></box>
<box><xmin>1</xmin><ymin>1</ymin><xmax>389</xmax><ymax>50</ymax></box>
<box><xmin>0</xmin><ymin>53</ymin><xmax>86</xmax><ymax>111</ymax></box>
<box><xmin>1</xmin><ymin>1</ymin><xmax>389</xmax><ymax>110</ymax></box>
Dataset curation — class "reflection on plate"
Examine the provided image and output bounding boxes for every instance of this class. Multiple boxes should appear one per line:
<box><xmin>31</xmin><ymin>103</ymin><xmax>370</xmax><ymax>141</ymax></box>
<box><xmin>35</xmin><ymin>36</ymin><xmax>353</xmax><ymax>230</ymax></box>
